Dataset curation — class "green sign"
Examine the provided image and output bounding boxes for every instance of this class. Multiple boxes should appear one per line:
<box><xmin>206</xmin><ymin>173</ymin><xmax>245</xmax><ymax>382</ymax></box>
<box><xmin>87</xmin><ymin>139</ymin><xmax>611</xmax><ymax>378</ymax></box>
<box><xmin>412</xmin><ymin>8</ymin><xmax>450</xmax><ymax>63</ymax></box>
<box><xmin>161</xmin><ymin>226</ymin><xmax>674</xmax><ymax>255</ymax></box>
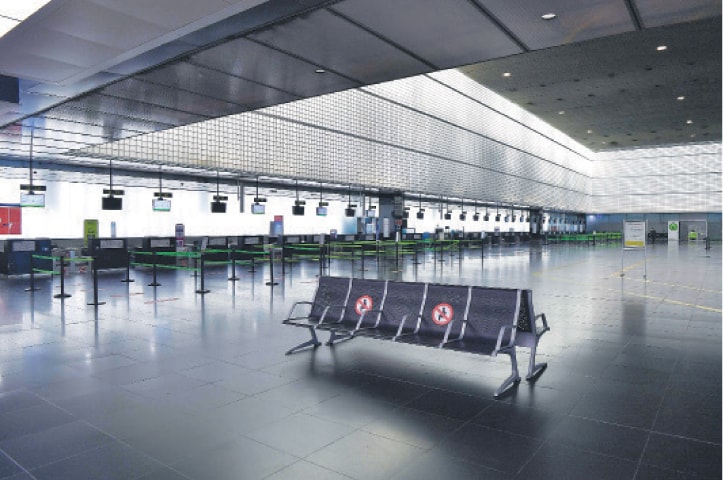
<box><xmin>669</xmin><ymin>223</ymin><xmax>678</xmax><ymax>231</ymax></box>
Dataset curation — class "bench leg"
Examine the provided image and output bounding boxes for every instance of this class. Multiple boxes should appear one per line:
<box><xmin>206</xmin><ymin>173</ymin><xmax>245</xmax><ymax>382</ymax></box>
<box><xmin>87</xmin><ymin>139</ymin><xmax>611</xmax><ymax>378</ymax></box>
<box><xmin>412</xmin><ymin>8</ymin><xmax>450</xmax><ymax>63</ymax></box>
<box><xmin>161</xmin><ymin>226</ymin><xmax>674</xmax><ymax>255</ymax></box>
<box><xmin>494</xmin><ymin>349</ymin><xmax>521</xmax><ymax>398</ymax></box>
<box><xmin>285</xmin><ymin>326</ymin><xmax>322</xmax><ymax>355</ymax></box>
<box><xmin>526</xmin><ymin>339</ymin><xmax>548</xmax><ymax>380</ymax></box>
<box><xmin>326</xmin><ymin>330</ymin><xmax>353</xmax><ymax>346</ymax></box>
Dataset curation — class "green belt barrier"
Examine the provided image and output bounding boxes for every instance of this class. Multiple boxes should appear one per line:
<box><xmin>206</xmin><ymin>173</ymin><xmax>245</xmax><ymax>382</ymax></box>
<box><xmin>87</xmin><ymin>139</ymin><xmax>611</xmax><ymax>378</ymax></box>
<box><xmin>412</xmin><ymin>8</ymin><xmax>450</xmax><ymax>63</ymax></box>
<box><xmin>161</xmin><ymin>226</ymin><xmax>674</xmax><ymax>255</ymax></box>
<box><xmin>203</xmin><ymin>260</ymin><xmax>231</xmax><ymax>266</ymax></box>
<box><xmin>65</xmin><ymin>256</ymin><xmax>94</xmax><ymax>263</ymax></box>
<box><xmin>32</xmin><ymin>254</ymin><xmax>57</xmax><ymax>260</ymax></box>
<box><xmin>131</xmin><ymin>262</ymin><xmax>199</xmax><ymax>271</ymax></box>
<box><xmin>33</xmin><ymin>268</ymin><xmax>59</xmax><ymax>275</ymax></box>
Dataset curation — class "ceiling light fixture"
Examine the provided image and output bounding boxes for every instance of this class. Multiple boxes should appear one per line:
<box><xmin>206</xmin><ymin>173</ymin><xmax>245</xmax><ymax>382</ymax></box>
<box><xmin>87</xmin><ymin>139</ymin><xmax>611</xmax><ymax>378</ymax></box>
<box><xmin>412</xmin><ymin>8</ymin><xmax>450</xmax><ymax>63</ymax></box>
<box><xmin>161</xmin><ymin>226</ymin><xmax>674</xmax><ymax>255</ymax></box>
<box><xmin>502</xmin><ymin>72</ymin><xmax>511</xmax><ymax>77</ymax></box>
<box><xmin>558</xmin><ymin>110</ymin><xmax>565</xmax><ymax>115</ymax></box>
<box><xmin>677</xmin><ymin>96</ymin><xmax>685</xmax><ymax>101</ymax></box>
<box><xmin>541</xmin><ymin>13</ymin><xmax>557</xmax><ymax>20</ymax></box>
<box><xmin>315</xmin><ymin>68</ymin><xmax>326</xmax><ymax>74</ymax></box>
<box><xmin>686</xmin><ymin>119</ymin><xmax>693</xmax><ymax>124</ymax></box>
<box><xmin>656</xmin><ymin>45</ymin><xmax>668</xmax><ymax>51</ymax></box>
<box><xmin>587</xmin><ymin>129</ymin><xmax>593</xmax><ymax>134</ymax></box>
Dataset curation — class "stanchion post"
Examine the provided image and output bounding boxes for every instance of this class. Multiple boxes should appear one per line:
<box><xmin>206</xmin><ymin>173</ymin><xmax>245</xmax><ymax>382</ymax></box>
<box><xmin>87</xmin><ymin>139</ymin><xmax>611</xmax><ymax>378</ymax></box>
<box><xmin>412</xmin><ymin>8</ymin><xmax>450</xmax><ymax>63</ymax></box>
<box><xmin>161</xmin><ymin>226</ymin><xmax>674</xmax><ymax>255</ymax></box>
<box><xmin>196</xmin><ymin>255</ymin><xmax>210</xmax><ymax>294</ymax></box>
<box><xmin>25</xmin><ymin>254</ymin><xmax>39</xmax><ymax>292</ymax></box>
<box><xmin>266</xmin><ymin>248</ymin><xmax>279</xmax><ymax>286</ymax></box>
<box><xmin>228</xmin><ymin>248</ymin><xmax>239</xmax><ymax>281</ymax></box>
<box><xmin>54</xmin><ymin>255</ymin><xmax>71</xmax><ymax>299</ymax></box>
<box><xmin>121</xmin><ymin>250</ymin><xmax>134</xmax><ymax>283</ymax></box>
<box><xmin>148</xmin><ymin>250</ymin><xmax>161</xmax><ymax>287</ymax></box>
<box><xmin>88</xmin><ymin>257</ymin><xmax>106</xmax><ymax>306</ymax></box>
<box><xmin>318</xmin><ymin>244</ymin><xmax>324</xmax><ymax>277</ymax></box>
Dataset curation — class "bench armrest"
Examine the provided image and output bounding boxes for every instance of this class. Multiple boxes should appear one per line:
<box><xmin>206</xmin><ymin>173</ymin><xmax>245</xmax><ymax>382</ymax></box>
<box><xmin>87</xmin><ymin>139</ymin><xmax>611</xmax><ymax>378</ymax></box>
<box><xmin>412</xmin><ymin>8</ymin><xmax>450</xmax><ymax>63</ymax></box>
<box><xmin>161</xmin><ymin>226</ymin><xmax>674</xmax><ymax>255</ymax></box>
<box><xmin>535</xmin><ymin>313</ymin><xmax>550</xmax><ymax>335</ymax></box>
<box><xmin>493</xmin><ymin>324</ymin><xmax>517</xmax><ymax>356</ymax></box>
<box><xmin>284</xmin><ymin>301</ymin><xmax>313</xmax><ymax>323</ymax></box>
<box><xmin>318</xmin><ymin>304</ymin><xmax>345</xmax><ymax>326</ymax></box>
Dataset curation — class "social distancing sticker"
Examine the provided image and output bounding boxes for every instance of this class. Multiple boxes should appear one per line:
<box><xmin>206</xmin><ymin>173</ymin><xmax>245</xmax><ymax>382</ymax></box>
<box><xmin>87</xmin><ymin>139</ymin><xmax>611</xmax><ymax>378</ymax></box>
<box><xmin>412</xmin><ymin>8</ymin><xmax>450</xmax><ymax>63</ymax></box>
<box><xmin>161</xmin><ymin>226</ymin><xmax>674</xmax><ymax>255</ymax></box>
<box><xmin>355</xmin><ymin>295</ymin><xmax>373</xmax><ymax>316</ymax></box>
<box><xmin>432</xmin><ymin>303</ymin><xmax>454</xmax><ymax>326</ymax></box>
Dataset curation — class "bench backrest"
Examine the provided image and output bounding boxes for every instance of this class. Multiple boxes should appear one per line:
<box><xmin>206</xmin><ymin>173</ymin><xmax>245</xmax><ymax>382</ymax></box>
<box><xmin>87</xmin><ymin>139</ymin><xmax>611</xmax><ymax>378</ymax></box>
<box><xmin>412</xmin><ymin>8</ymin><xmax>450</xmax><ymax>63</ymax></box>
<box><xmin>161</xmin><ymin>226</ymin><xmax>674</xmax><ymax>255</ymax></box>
<box><xmin>310</xmin><ymin>276</ymin><xmax>352</xmax><ymax>321</ymax></box>
<box><xmin>337</xmin><ymin>278</ymin><xmax>388</xmax><ymax>327</ymax></box>
<box><xmin>416</xmin><ymin>284</ymin><xmax>470</xmax><ymax>339</ymax></box>
<box><xmin>517</xmin><ymin>289</ymin><xmax>534</xmax><ymax>333</ymax></box>
<box><xmin>463</xmin><ymin>287</ymin><xmax>521</xmax><ymax>343</ymax></box>
<box><xmin>371</xmin><ymin>280</ymin><xmax>426</xmax><ymax>330</ymax></box>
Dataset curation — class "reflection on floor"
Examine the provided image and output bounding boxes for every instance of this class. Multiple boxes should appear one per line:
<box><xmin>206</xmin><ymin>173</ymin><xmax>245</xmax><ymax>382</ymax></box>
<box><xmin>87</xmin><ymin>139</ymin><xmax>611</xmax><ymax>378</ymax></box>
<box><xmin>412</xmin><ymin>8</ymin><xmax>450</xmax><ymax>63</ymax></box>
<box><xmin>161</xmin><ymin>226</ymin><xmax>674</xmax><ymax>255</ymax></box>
<box><xmin>0</xmin><ymin>242</ymin><xmax>720</xmax><ymax>479</ymax></box>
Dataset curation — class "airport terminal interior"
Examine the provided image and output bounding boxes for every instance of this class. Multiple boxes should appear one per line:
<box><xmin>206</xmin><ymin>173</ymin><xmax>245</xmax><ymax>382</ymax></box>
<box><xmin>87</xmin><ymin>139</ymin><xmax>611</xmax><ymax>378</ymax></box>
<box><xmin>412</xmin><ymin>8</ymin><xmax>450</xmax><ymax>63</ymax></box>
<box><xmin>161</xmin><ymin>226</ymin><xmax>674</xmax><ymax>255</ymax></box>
<box><xmin>0</xmin><ymin>1</ymin><xmax>721</xmax><ymax>479</ymax></box>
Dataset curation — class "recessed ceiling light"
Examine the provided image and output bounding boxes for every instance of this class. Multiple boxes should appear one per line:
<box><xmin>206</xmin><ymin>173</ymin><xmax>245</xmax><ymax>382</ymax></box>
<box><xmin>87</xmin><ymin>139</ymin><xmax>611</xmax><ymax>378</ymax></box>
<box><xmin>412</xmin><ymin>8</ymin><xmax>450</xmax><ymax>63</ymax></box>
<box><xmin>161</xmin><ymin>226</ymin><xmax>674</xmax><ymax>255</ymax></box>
<box><xmin>677</xmin><ymin>96</ymin><xmax>685</xmax><ymax>101</ymax></box>
<box><xmin>558</xmin><ymin>111</ymin><xmax>565</xmax><ymax>115</ymax></box>
<box><xmin>502</xmin><ymin>72</ymin><xmax>511</xmax><ymax>77</ymax></box>
<box><xmin>686</xmin><ymin>119</ymin><xmax>693</xmax><ymax>124</ymax></box>
<box><xmin>315</xmin><ymin>69</ymin><xmax>326</xmax><ymax>74</ymax></box>
<box><xmin>541</xmin><ymin>13</ymin><xmax>557</xmax><ymax>20</ymax></box>
<box><xmin>587</xmin><ymin>129</ymin><xmax>593</xmax><ymax>134</ymax></box>
<box><xmin>690</xmin><ymin>133</ymin><xmax>696</xmax><ymax>138</ymax></box>
<box><xmin>656</xmin><ymin>45</ymin><xmax>668</xmax><ymax>51</ymax></box>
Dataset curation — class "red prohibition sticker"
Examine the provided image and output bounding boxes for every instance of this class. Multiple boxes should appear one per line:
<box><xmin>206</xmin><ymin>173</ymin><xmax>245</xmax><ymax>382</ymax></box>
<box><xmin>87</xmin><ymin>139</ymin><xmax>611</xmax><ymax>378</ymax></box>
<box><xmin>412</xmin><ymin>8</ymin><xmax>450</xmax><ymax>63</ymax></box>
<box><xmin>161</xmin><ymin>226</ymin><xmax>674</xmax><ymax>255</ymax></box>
<box><xmin>432</xmin><ymin>303</ymin><xmax>454</xmax><ymax>326</ymax></box>
<box><xmin>355</xmin><ymin>295</ymin><xmax>373</xmax><ymax>316</ymax></box>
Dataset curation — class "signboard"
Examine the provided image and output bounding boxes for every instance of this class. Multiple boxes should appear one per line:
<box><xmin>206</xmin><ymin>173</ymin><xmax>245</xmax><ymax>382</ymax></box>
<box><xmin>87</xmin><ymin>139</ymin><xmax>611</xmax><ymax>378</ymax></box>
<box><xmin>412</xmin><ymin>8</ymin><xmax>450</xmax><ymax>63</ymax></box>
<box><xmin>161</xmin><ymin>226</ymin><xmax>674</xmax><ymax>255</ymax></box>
<box><xmin>0</xmin><ymin>206</ymin><xmax>21</xmax><ymax>235</ymax></box>
<box><xmin>83</xmin><ymin>219</ymin><xmax>98</xmax><ymax>247</ymax></box>
<box><xmin>175</xmin><ymin>223</ymin><xmax>185</xmax><ymax>247</ymax></box>
<box><xmin>623</xmin><ymin>221</ymin><xmax>646</xmax><ymax>248</ymax></box>
<box><xmin>668</xmin><ymin>221</ymin><xmax>679</xmax><ymax>241</ymax></box>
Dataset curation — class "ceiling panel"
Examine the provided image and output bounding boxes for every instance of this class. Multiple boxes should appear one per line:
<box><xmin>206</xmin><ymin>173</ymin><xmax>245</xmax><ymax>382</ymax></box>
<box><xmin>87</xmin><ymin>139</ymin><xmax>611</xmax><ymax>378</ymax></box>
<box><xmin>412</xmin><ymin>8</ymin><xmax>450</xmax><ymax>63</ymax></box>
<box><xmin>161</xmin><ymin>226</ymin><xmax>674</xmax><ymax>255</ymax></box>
<box><xmin>44</xmin><ymin>105</ymin><xmax>179</xmax><ymax>138</ymax></box>
<box><xmin>331</xmin><ymin>0</ymin><xmax>522</xmax><ymax>68</ymax></box>
<box><xmin>248</xmin><ymin>8</ymin><xmax>432</xmax><ymax>84</ymax></box>
<box><xmin>479</xmin><ymin>0</ymin><xmax>635</xmax><ymax>50</ymax></box>
<box><xmin>635</xmin><ymin>0</ymin><xmax>722</xmax><ymax>27</ymax></box>
<box><xmin>89</xmin><ymin>0</ymin><xmax>235</xmax><ymax>30</ymax></box>
<box><xmin>100</xmin><ymin>78</ymin><xmax>248</xmax><ymax>118</ymax></box>
<box><xmin>189</xmin><ymin>37</ymin><xmax>361</xmax><ymax>97</ymax></box>
<box><xmin>460</xmin><ymin>17</ymin><xmax>721</xmax><ymax>150</ymax></box>
<box><xmin>137</xmin><ymin>61</ymin><xmax>300</xmax><ymax>108</ymax></box>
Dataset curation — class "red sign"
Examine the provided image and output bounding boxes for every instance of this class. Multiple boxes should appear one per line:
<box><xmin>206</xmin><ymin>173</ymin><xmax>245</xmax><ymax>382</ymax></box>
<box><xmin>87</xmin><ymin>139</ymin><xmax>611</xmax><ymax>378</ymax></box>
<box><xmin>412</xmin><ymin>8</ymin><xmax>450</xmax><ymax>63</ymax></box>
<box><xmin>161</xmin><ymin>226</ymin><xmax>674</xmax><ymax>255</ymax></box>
<box><xmin>0</xmin><ymin>207</ymin><xmax>22</xmax><ymax>235</ymax></box>
<box><xmin>432</xmin><ymin>303</ymin><xmax>454</xmax><ymax>326</ymax></box>
<box><xmin>355</xmin><ymin>295</ymin><xmax>373</xmax><ymax>316</ymax></box>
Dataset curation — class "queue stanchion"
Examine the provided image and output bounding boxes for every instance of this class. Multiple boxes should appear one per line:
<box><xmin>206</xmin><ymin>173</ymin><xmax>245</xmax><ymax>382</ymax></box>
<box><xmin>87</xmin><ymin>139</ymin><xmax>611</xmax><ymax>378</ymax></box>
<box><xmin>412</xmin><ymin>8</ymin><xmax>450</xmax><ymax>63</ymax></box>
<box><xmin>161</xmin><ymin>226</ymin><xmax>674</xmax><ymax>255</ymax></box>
<box><xmin>25</xmin><ymin>255</ymin><xmax>39</xmax><ymax>292</ymax></box>
<box><xmin>87</xmin><ymin>257</ymin><xmax>106</xmax><ymax>306</ymax></box>
<box><xmin>121</xmin><ymin>250</ymin><xmax>134</xmax><ymax>283</ymax></box>
<box><xmin>360</xmin><ymin>244</ymin><xmax>367</xmax><ymax>272</ymax></box>
<box><xmin>195</xmin><ymin>255</ymin><xmax>210</xmax><ymax>294</ymax></box>
<box><xmin>318</xmin><ymin>244</ymin><xmax>324</xmax><ymax>277</ymax></box>
<box><xmin>53</xmin><ymin>255</ymin><xmax>71</xmax><ymax>299</ymax></box>
<box><xmin>148</xmin><ymin>250</ymin><xmax>161</xmax><ymax>287</ymax></box>
<box><xmin>266</xmin><ymin>248</ymin><xmax>279</xmax><ymax>286</ymax></box>
<box><xmin>248</xmin><ymin>248</ymin><xmax>257</xmax><ymax>274</ymax></box>
<box><xmin>228</xmin><ymin>248</ymin><xmax>239</xmax><ymax>282</ymax></box>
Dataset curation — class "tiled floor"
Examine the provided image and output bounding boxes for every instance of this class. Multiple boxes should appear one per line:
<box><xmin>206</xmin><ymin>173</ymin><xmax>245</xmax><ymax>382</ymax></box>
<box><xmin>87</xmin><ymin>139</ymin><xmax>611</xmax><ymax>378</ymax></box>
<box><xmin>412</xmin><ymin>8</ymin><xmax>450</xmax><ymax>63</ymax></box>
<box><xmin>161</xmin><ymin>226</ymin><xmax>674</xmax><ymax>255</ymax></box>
<box><xmin>0</xmin><ymin>241</ymin><xmax>720</xmax><ymax>479</ymax></box>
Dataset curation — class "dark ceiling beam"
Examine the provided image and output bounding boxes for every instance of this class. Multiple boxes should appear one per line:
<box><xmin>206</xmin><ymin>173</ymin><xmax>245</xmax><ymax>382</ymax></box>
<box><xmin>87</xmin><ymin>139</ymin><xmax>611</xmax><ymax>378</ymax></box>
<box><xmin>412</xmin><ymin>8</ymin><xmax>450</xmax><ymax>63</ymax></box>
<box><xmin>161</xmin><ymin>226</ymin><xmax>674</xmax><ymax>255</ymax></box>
<box><xmin>624</xmin><ymin>0</ymin><xmax>645</xmax><ymax>30</ymax></box>
<box><xmin>466</xmin><ymin>0</ymin><xmax>530</xmax><ymax>53</ymax></box>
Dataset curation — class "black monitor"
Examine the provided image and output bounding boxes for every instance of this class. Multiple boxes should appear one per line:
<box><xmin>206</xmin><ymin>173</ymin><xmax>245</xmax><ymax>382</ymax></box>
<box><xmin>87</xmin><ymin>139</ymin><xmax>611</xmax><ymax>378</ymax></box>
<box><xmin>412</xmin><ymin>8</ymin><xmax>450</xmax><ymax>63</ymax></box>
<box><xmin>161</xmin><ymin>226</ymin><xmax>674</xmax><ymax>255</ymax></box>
<box><xmin>345</xmin><ymin>208</ymin><xmax>356</xmax><ymax>217</ymax></box>
<box><xmin>102</xmin><ymin>196</ymin><xmax>122</xmax><ymax>210</ymax></box>
<box><xmin>416</xmin><ymin>211</ymin><xmax>424</xmax><ymax>219</ymax></box>
<box><xmin>292</xmin><ymin>205</ymin><xmax>305</xmax><ymax>216</ymax></box>
<box><xmin>211</xmin><ymin>201</ymin><xmax>227</xmax><ymax>213</ymax></box>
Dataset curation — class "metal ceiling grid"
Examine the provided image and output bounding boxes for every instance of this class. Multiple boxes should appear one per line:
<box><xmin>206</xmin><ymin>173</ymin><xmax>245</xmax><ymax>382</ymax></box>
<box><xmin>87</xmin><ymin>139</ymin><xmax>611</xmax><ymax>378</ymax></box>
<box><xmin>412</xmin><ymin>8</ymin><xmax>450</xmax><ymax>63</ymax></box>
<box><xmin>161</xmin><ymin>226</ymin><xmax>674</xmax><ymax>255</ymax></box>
<box><xmin>329</xmin><ymin>0</ymin><xmax>522</xmax><ymax>69</ymax></box>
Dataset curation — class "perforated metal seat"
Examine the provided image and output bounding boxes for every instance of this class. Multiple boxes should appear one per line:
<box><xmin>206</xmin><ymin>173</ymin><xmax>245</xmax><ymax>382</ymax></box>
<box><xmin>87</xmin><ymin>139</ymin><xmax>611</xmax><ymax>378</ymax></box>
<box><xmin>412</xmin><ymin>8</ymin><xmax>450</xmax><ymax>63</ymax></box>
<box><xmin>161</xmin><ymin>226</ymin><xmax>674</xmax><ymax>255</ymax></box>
<box><xmin>354</xmin><ymin>281</ymin><xmax>426</xmax><ymax>340</ymax></box>
<box><xmin>395</xmin><ymin>284</ymin><xmax>470</xmax><ymax>348</ymax></box>
<box><xmin>316</xmin><ymin>278</ymin><xmax>387</xmax><ymax>345</ymax></box>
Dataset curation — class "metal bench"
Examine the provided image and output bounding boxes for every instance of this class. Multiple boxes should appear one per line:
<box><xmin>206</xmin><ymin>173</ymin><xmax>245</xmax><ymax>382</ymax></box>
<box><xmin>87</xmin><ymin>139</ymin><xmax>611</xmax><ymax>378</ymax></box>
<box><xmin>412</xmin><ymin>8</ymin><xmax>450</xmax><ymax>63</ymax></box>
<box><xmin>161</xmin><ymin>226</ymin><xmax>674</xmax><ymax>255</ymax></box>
<box><xmin>283</xmin><ymin>277</ymin><xmax>549</xmax><ymax>396</ymax></box>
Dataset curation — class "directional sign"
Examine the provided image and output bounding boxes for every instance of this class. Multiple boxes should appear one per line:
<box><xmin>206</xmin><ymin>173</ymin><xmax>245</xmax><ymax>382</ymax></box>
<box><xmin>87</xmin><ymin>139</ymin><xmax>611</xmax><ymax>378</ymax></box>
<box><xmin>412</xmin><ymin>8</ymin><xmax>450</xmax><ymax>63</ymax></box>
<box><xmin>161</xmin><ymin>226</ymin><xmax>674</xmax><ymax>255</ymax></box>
<box><xmin>432</xmin><ymin>303</ymin><xmax>454</xmax><ymax>326</ymax></box>
<box><xmin>355</xmin><ymin>295</ymin><xmax>373</xmax><ymax>316</ymax></box>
